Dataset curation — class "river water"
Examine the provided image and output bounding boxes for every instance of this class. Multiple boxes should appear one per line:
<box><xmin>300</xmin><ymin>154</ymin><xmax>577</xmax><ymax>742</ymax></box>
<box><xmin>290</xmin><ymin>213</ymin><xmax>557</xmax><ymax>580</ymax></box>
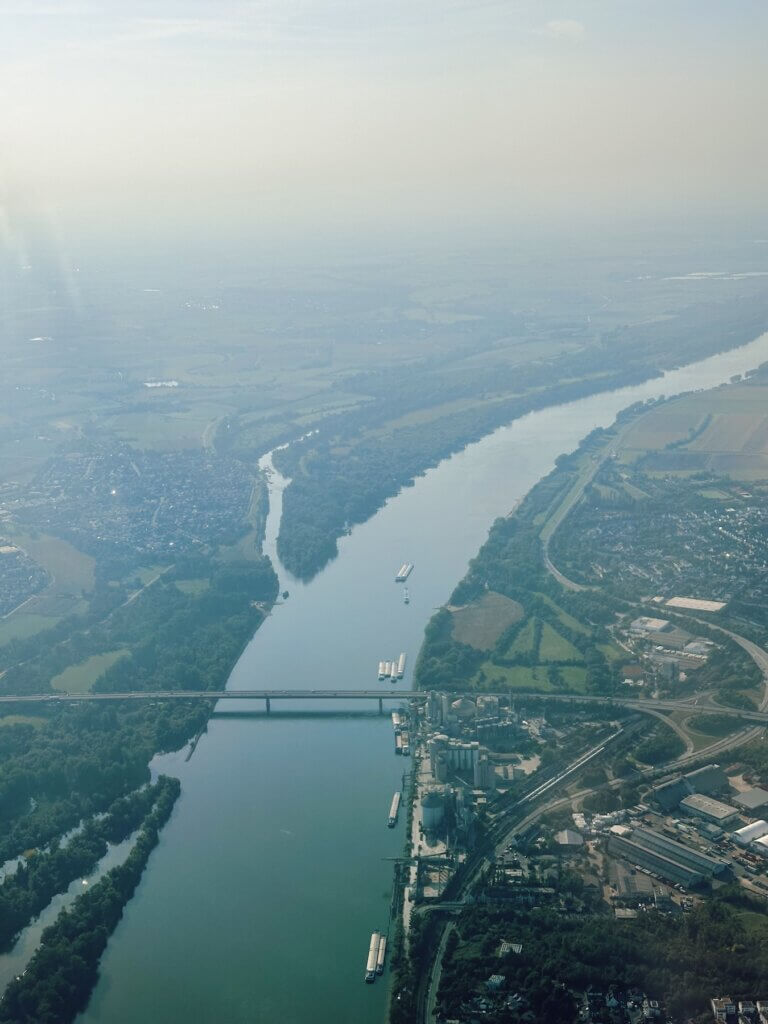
<box><xmin>74</xmin><ymin>335</ymin><xmax>768</xmax><ymax>1023</ymax></box>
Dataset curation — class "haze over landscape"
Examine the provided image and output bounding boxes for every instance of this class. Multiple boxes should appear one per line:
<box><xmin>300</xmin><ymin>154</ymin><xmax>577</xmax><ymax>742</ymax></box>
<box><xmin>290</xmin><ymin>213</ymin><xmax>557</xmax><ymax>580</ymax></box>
<box><xmin>1</xmin><ymin>3</ymin><xmax>768</xmax><ymax>1024</ymax></box>
<box><xmin>2</xmin><ymin>0</ymin><xmax>767</xmax><ymax>245</ymax></box>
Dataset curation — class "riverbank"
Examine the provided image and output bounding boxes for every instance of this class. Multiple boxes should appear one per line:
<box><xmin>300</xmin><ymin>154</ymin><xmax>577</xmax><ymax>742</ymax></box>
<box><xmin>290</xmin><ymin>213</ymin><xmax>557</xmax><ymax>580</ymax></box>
<box><xmin>67</xmin><ymin>329</ymin><xmax>768</xmax><ymax>1024</ymax></box>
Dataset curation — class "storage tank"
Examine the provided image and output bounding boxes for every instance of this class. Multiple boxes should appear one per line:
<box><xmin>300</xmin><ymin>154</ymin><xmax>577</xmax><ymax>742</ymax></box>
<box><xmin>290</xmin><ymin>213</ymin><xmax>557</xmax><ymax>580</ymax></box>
<box><xmin>421</xmin><ymin>789</ymin><xmax>445</xmax><ymax>831</ymax></box>
<box><xmin>451</xmin><ymin>697</ymin><xmax>477</xmax><ymax>720</ymax></box>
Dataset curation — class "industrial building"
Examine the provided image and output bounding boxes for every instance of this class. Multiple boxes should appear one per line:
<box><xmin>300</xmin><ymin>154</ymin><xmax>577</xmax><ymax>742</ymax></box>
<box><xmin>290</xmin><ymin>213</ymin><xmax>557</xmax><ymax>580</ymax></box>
<box><xmin>650</xmin><ymin>764</ymin><xmax>729</xmax><ymax>812</ymax></box>
<box><xmin>632</xmin><ymin>827</ymin><xmax>728</xmax><ymax>876</ymax></box>
<box><xmin>733</xmin><ymin>787</ymin><xmax>768</xmax><ymax>813</ymax></box>
<box><xmin>679</xmin><ymin>793</ymin><xmax>740</xmax><ymax>827</ymax></box>
<box><xmin>652</xmin><ymin>776</ymin><xmax>691</xmax><ymax>812</ymax></box>
<box><xmin>733</xmin><ymin>820</ymin><xmax>768</xmax><ymax>846</ymax></box>
<box><xmin>607</xmin><ymin>835</ymin><xmax>704</xmax><ymax>888</ymax></box>
<box><xmin>473</xmin><ymin>753</ymin><xmax>496</xmax><ymax>791</ymax></box>
<box><xmin>607</xmin><ymin>825</ymin><xmax>728</xmax><ymax>888</ymax></box>
<box><xmin>555</xmin><ymin>829</ymin><xmax>583</xmax><ymax>848</ymax></box>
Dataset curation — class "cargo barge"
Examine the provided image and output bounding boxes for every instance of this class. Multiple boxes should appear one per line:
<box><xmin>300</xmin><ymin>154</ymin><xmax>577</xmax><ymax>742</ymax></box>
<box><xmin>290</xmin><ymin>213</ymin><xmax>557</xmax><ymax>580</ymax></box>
<box><xmin>365</xmin><ymin>932</ymin><xmax>381</xmax><ymax>983</ymax></box>
<box><xmin>395</xmin><ymin>562</ymin><xmax>413</xmax><ymax>582</ymax></box>
<box><xmin>376</xmin><ymin>935</ymin><xmax>387</xmax><ymax>974</ymax></box>
<box><xmin>388</xmin><ymin>792</ymin><xmax>401</xmax><ymax>827</ymax></box>
<box><xmin>396</xmin><ymin>652</ymin><xmax>406</xmax><ymax>678</ymax></box>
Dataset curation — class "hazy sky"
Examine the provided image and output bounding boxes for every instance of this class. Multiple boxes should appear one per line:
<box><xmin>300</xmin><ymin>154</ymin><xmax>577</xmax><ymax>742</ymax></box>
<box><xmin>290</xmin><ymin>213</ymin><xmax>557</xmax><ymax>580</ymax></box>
<box><xmin>1</xmin><ymin>1</ymin><xmax>767</xmax><ymax>243</ymax></box>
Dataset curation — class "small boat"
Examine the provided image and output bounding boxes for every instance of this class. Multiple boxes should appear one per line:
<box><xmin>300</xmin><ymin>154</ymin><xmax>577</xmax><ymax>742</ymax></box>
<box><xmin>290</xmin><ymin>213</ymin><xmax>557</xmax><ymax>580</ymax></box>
<box><xmin>403</xmin><ymin>588</ymin><xmax>410</xmax><ymax>604</ymax></box>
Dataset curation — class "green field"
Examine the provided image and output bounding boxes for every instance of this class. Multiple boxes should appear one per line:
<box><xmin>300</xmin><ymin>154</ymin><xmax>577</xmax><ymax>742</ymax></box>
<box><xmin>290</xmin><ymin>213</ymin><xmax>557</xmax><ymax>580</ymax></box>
<box><xmin>10</xmin><ymin>532</ymin><xmax>95</xmax><ymax>594</ymax></box>
<box><xmin>0</xmin><ymin>714</ymin><xmax>46</xmax><ymax>728</ymax></box>
<box><xmin>538</xmin><ymin>622</ymin><xmax>583</xmax><ymax>662</ymax></box>
<box><xmin>536</xmin><ymin>594</ymin><xmax>590</xmax><ymax>635</ymax></box>
<box><xmin>175</xmin><ymin>579</ymin><xmax>210</xmax><ymax>596</ymax></box>
<box><xmin>51</xmin><ymin>650</ymin><xmax>129</xmax><ymax>693</ymax></box>
<box><xmin>476</xmin><ymin>661</ymin><xmax>588</xmax><ymax>692</ymax></box>
<box><xmin>0</xmin><ymin>613</ymin><xmax>61</xmax><ymax>647</ymax></box>
<box><xmin>504</xmin><ymin>617</ymin><xmax>538</xmax><ymax>657</ymax></box>
<box><xmin>451</xmin><ymin>591</ymin><xmax>524</xmax><ymax>650</ymax></box>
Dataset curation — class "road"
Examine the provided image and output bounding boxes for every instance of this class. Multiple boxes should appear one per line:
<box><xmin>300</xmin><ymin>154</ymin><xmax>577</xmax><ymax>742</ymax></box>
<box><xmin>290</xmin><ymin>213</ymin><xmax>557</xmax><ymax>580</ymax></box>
<box><xmin>5</xmin><ymin>688</ymin><xmax>768</xmax><ymax>723</ymax></box>
<box><xmin>538</xmin><ymin>416</ymin><xmax>644</xmax><ymax>592</ymax></box>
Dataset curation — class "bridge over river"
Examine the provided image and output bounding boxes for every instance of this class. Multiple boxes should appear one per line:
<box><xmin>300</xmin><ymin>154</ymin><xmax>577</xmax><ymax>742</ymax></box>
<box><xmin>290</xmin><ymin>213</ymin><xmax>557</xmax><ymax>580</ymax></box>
<box><xmin>2</xmin><ymin>689</ymin><xmax>768</xmax><ymax>723</ymax></box>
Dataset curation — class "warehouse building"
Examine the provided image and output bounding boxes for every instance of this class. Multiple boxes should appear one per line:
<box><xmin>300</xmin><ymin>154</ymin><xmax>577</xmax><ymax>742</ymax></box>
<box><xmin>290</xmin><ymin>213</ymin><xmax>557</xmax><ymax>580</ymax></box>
<box><xmin>651</xmin><ymin>776</ymin><xmax>691</xmax><ymax>812</ymax></box>
<box><xmin>607</xmin><ymin>834</ymin><xmax>704</xmax><ymax>888</ymax></box>
<box><xmin>679</xmin><ymin>793</ymin><xmax>740</xmax><ymax>827</ymax></box>
<box><xmin>733</xmin><ymin>820</ymin><xmax>768</xmax><ymax>846</ymax></box>
<box><xmin>650</xmin><ymin>763</ymin><xmax>729</xmax><ymax>812</ymax></box>
<box><xmin>631</xmin><ymin>826</ymin><xmax>729</xmax><ymax>876</ymax></box>
<box><xmin>733</xmin><ymin>787</ymin><xmax>768</xmax><ymax>813</ymax></box>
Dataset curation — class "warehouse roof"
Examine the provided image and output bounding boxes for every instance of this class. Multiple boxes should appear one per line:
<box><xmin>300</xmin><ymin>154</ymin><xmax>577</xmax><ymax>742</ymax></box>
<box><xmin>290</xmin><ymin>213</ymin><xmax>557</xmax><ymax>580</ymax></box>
<box><xmin>680</xmin><ymin>793</ymin><xmax>738</xmax><ymax>822</ymax></box>
<box><xmin>733</xmin><ymin>787</ymin><xmax>768</xmax><ymax>811</ymax></box>
<box><xmin>555</xmin><ymin>829</ymin><xmax>583</xmax><ymax>847</ymax></box>
<box><xmin>733</xmin><ymin>820</ymin><xmax>768</xmax><ymax>845</ymax></box>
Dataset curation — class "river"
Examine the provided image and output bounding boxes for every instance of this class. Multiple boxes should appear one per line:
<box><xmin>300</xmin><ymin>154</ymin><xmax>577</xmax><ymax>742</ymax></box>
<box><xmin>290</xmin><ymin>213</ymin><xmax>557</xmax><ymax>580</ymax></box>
<box><xmin>73</xmin><ymin>334</ymin><xmax>768</xmax><ymax>1023</ymax></box>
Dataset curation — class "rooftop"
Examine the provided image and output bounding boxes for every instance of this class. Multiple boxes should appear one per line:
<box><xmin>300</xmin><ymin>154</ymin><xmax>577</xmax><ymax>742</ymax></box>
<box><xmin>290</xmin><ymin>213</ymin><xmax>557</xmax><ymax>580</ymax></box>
<box><xmin>733</xmin><ymin>787</ymin><xmax>768</xmax><ymax>811</ymax></box>
<box><xmin>665</xmin><ymin>596</ymin><xmax>726</xmax><ymax>612</ymax></box>
<box><xmin>680</xmin><ymin>793</ymin><xmax>739</xmax><ymax>822</ymax></box>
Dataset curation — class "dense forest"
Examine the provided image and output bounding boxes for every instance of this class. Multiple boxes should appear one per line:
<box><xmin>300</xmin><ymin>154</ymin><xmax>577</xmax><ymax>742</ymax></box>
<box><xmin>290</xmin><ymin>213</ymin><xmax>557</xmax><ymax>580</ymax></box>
<box><xmin>0</xmin><ymin>776</ymin><xmax>180</xmax><ymax>1024</ymax></box>
<box><xmin>0</xmin><ymin>779</ymin><xmax>170</xmax><ymax>951</ymax></box>
<box><xmin>433</xmin><ymin>891</ymin><xmax>768</xmax><ymax>1023</ymax></box>
<box><xmin>0</xmin><ymin>702</ymin><xmax>204</xmax><ymax>866</ymax></box>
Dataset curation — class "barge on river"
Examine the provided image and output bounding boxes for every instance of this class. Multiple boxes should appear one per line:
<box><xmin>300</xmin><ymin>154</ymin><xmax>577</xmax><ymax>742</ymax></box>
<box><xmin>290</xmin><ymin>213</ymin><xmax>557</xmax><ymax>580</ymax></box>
<box><xmin>395</xmin><ymin>562</ymin><xmax>413</xmax><ymax>582</ymax></box>
<box><xmin>365</xmin><ymin>932</ymin><xmax>381</xmax><ymax>983</ymax></box>
<box><xmin>388</xmin><ymin>791</ymin><xmax>401</xmax><ymax>827</ymax></box>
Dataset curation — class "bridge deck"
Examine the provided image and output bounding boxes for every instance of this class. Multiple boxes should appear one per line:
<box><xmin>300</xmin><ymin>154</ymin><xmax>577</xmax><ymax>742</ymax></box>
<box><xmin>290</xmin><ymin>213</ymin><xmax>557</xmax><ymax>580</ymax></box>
<box><xmin>1</xmin><ymin>689</ymin><xmax>767</xmax><ymax>722</ymax></box>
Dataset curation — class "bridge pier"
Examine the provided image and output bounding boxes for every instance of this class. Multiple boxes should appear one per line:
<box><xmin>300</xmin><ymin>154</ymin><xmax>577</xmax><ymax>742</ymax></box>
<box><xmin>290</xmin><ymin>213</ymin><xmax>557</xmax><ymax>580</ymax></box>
<box><xmin>265</xmin><ymin>696</ymin><xmax>271</xmax><ymax>714</ymax></box>
<box><xmin>379</xmin><ymin>698</ymin><xmax>383</xmax><ymax>714</ymax></box>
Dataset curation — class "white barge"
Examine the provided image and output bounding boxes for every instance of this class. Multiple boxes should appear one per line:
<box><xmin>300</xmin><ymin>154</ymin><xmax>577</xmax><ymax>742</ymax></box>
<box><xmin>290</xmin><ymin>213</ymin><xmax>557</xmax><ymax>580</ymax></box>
<box><xmin>396</xmin><ymin>652</ymin><xmax>406</xmax><ymax>678</ymax></box>
<box><xmin>365</xmin><ymin>931</ymin><xmax>381</xmax><ymax>983</ymax></box>
<box><xmin>388</xmin><ymin>792</ymin><xmax>401</xmax><ymax>827</ymax></box>
<box><xmin>395</xmin><ymin>563</ymin><xmax>413</xmax><ymax>582</ymax></box>
<box><xmin>376</xmin><ymin>935</ymin><xmax>387</xmax><ymax>974</ymax></box>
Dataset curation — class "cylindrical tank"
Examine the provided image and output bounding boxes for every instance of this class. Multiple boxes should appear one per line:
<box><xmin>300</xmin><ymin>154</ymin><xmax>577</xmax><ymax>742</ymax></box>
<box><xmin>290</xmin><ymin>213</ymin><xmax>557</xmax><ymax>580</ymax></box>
<box><xmin>422</xmin><ymin>789</ymin><xmax>445</xmax><ymax>831</ymax></box>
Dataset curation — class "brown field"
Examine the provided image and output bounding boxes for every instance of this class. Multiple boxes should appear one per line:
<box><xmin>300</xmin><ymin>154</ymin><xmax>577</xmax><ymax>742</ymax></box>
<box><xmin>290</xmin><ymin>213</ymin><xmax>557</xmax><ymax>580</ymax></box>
<box><xmin>618</xmin><ymin>384</ymin><xmax>768</xmax><ymax>480</ymax></box>
<box><xmin>689</xmin><ymin>412</ymin><xmax>768</xmax><ymax>453</ymax></box>
<box><xmin>451</xmin><ymin>591</ymin><xmax>524</xmax><ymax>650</ymax></box>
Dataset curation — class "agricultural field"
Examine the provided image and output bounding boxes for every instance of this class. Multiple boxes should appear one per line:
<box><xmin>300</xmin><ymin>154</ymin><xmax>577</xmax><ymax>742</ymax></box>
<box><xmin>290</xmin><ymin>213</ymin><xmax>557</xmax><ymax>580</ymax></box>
<box><xmin>450</xmin><ymin>591</ymin><xmax>523</xmax><ymax>650</ymax></box>
<box><xmin>8</xmin><ymin>532</ymin><xmax>95</xmax><ymax>596</ymax></box>
<box><xmin>538</xmin><ymin>622</ymin><xmax>583</xmax><ymax>662</ymax></box>
<box><xmin>0</xmin><ymin>613</ymin><xmax>62</xmax><ymax>647</ymax></box>
<box><xmin>476</xmin><ymin>662</ymin><xmax>588</xmax><ymax>692</ymax></box>
<box><xmin>504</xmin><ymin>618</ymin><xmax>538</xmax><ymax>657</ymax></box>
<box><xmin>50</xmin><ymin>650</ymin><xmax>130</xmax><ymax>693</ymax></box>
<box><xmin>619</xmin><ymin>383</ymin><xmax>768</xmax><ymax>480</ymax></box>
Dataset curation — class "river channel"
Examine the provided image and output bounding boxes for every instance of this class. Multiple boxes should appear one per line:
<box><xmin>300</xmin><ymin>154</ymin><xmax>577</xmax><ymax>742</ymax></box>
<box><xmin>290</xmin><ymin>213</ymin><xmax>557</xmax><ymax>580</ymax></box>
<box><xmin>75</xmin><ymin>334</ymin><xmax>768</xmax><ymax>1023</ymax></box>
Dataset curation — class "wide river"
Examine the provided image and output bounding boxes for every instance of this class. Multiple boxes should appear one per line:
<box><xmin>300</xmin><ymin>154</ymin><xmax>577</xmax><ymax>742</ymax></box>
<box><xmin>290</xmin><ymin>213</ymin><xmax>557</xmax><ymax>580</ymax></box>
<box><xmin>77</xmin><ymin>334</ymin><xmax>768</xmax><ymax>1023</ymax></box>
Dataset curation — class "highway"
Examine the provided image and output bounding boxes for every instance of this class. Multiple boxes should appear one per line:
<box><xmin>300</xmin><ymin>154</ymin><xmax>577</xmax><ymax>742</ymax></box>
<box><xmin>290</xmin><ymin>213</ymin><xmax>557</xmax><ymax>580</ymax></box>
<box><xmin>4</xmin><ymin>688</ymin><xmax>768</xmax><ymax>723</ymax></box>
